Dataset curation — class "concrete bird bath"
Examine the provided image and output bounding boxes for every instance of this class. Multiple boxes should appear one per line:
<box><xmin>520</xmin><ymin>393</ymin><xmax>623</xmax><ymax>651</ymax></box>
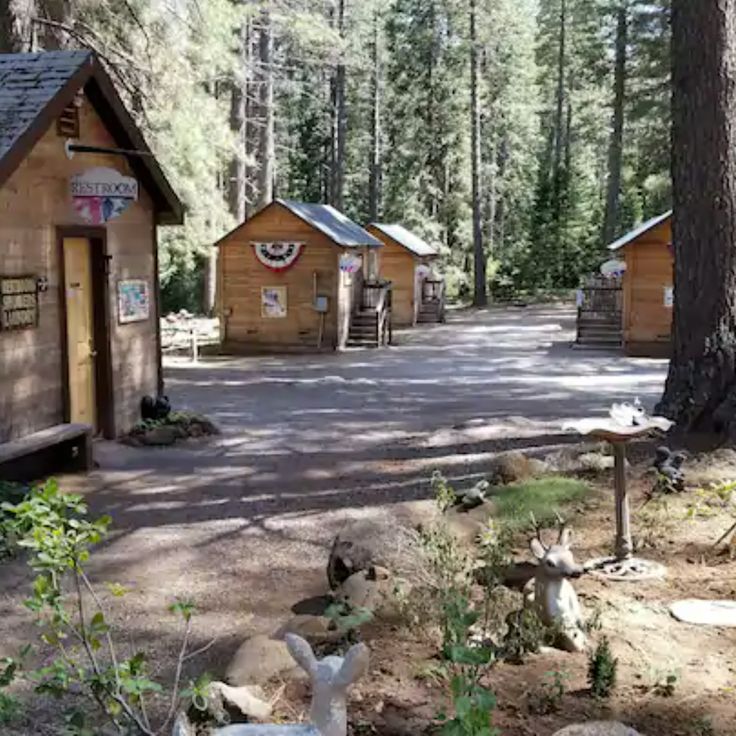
<box><xmin>564</xmin><ymin>408</ymin><xmax>672</xmax><ymax>582</ymax></box>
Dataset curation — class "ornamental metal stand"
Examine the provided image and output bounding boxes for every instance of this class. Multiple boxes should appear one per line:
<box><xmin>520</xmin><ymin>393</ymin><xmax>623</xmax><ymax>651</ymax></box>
<box><xmin>565</xmin><ymin>415</ymin><xmax>670</xmax><ymax>582</ymax></box>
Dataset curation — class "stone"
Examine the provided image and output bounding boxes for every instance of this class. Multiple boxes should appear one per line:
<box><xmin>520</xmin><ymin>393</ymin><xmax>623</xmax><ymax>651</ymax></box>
<box><xmin>444</xmin><ymin>500</ymin><xmax>496</xmax><ymax>546</ymax></box>
<box><xmin>670</xmin><ymin>599</ymin><xmax>736</xmax><ymax>627</ymax></box>
<box><xmin>275</xmin><ymin>615</ymin><xmax>341</xmax><ymax>644</ymax></box>
<box><xmin>226</xmin><ymin>633</ymin><xmax>301</xmax><ymax>686</ymax></box>
<box><xmin>490</xmin><ymin>451</ymin><xmax>546</xmax><ymax>484</ymax></box>
<box><xmin>336</xmin><ymin>567</ymin><xmax>392</xmax><ymax>613</ymax></box>
<box><xmin>141</xmin><ymin>425</ymin><xmax>181</xmax><ymax>446</ymax></box>
<box><xmin>326</xmin><ymin>519</ymin><xmax>424</xmax><ymax>589</ymax></box>
<box><xmin>553</xmin><ymin>724</ymin><xmax>643</xmax><ymax>736</ymax></box>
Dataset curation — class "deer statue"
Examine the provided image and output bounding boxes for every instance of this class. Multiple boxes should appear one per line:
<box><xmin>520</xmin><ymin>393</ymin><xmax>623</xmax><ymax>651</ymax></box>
<box><xmin>173</xmin><ymin>634</ymin><xmax>369</xmax><ymax>736</ymax></box>
<box><xmin>527</xmin><ymin>515</ymin><xmax>587</xmax><ymax>653</ymax></box>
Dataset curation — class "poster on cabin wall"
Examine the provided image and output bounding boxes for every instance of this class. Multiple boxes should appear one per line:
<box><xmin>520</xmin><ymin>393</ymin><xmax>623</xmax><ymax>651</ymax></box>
<box><xmin>261</xmin><ymin>286</ymin><xmax>287</xmax><ymax>318</ymax></box>
<box><xmin>0</xmin><ymin>275</ymin><xmax>38</xmax><ymax>331</ymax></box>
<box><xmin>252</xmin><ymin>242</ymin><xmax>304</xmax><ymax>272</ymax></box>
<box><xmin>70</xmin><ymin>167</ymin><xmax>139</xmax><ymax>224</ymax></box>
<box><xmin>117</xmin><ymin>279</ymin><xmax>150</xmax><ymax>324</ymax></box>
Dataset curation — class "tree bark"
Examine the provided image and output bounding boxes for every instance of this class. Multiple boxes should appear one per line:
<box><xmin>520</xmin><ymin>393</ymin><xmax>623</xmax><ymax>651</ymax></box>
<box><xmin>470</xmin><ymin>0</ymin><xmax>486</xmax><ymax>306</ymax></box>
<box><xmin>228</xmin><ymin>21</ymin><xmax>248</xmax><ymax>223</ymax></box>
<box><xmin>552</xmin><ymin>0</ymin><xmax>567</xmax><ymax>212</ymax></box>
<box><xmin>602</xmin><ymin>2</ymin><xmax>628</xmax><ymax>246</ymax></box>
<box><xmin>656</xmin><ymin>0</ymin><xmax>736</xmax><ymax>437</ymax></box>
<box><xmin>329</xmin><ymin>0</ymin><xmax>347</xmax><ymax>211</ymax></box>
<box><xmin>0</xmin><ymin>0</ymin><xmax>36</xmax><ymax>52</ymax></box>
<box><xmin>253</xmin><ymin>8</ymin><xmax>274</xmax><ymax>213</ymax></box>
<box><xmin>368</xmin><ymin>6</ymin><xmax>381</xmax><ymax>222</ymax></box>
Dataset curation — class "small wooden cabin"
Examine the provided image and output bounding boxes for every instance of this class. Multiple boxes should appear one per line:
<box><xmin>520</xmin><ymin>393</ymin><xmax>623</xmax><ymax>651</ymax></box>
<box><xmin>0</xmin><ymin>50</ymin><xmax>183</xmax><ymax>474</ymax></box>
<box><xmin>216</xmin><ymin>199</ymin><xmax>391</xmax><ymax>352</ymax></box>
<box><xmin>365</xmin><ymin>223</ymin><xmax>442</xmax><ymax>326</ymax></box>
<box><xmin>609</xmin><ymin>211</ymin><xmax>673</xmax><ymax>357</ymax></box>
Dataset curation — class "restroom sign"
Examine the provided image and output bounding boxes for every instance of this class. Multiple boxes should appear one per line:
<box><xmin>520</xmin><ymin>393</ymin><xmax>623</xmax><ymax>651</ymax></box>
<box><xmin>1</xmin><ymin>275</ymin><xmax>38</xmax><ymax>331</ymax></box>
<box><xmin>71</xmin><ymin>167</ymin><xmax>138</xmax><ymax>224</ymax></box>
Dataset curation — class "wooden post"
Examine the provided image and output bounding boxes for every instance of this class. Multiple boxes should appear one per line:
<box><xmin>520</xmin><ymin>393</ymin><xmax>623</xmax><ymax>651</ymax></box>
<box><xmin>190</xmin><ymin>326</ymin><xmax>199</xmax><ymax>363</ymax></box>
<box><xmin>613</xmin><ymin>442</ymin><xmax>633</xmax><ymax>559</ymax></box>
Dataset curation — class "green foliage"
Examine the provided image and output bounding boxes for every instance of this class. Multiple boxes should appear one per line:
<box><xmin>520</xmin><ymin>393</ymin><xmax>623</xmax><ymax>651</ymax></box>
<box><xmin>437</xmin><ymin>593</ymin><xmax>499</xmax><ymax>736</ymax></box>
<box><xmin>493</xmin><ymin>477</ymin><xmax>592</xmax><ymax>528</ymax></box>
<box><xmin>1</xmin><ymin>479</ymin><xmax>210</xmax><ymax>735</ymax></box>
<box><xmin>526</xmin><ymin>670</ymin><xmax>568</xmax><ymax>715</ymax></box>
<box><xmin>0</xmin><ymin>480</ymin><xmax>28</xmax><ymax>559</ymax></box>
<box><xmin>432</xmin><ymin>470</ymin><xmax>459</xmax><ymax>513</ymax></box>
<box><xmin>500</xmin><ymin>607</ymin><xmax>546</xmax><ymax>664</ymax></box>
<box><xmin>587</xmin><ymin>636</ymin><xmax>618</xmax><ymax>698</ymax></box>
<box><xmin>325</xmin><ymin>601</ymin><xmax>375</xmax><ymax>641</ymax></box>
<box><xmin>652</xmin><ymin>671</ymin><xmax>678</xmax><ymax>698</ymax></box>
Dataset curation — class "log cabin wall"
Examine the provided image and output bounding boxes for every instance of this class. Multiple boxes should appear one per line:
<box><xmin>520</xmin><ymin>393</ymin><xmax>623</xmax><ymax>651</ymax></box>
<box><xmin>0</xmin><ymin>94</ymin><xmax>159</xmax><ymax>442</ymax></box>
<box><xmin>622</xmin><ymin>219</ymin><xmax>673</xmax><ymax>357</ymax></box>
<box><xmin>366</xmin><ymin>226</ymin><xmax>420</xmax><ymax>326</ymax></box>
<box><xmin>219</xmin><ymin>203</ymin><xmax>347</xmax><ymax>351</ymax></box>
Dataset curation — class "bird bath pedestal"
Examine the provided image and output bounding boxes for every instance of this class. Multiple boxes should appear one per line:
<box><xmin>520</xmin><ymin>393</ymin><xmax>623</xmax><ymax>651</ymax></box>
<box><xmin>565</xmin><ymin>417</ymin><xmax>671</xmax><ymax>582</ymax></box>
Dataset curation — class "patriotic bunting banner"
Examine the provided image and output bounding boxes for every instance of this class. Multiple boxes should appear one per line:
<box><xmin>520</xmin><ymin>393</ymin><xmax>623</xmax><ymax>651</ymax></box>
<box><xmin>252</xmin><ymin>242</ymin><xmax>305</xmax><ymax>272</ymax></box>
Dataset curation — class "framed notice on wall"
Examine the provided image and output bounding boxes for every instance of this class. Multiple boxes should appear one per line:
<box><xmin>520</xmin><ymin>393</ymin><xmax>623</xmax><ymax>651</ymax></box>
<box><xmin>1</xmin><ymin>275</ymin><xmax>38</xmax><ymax>331</ymax></box>
<box><xmin>261</xmin><ymin>286</ymin><xmax>287</xmax><ymax>318</ymax></box>
<box><xmin>117</xmin><ymin>279</ymin><xmax>150</xmax><ymax>324</ymax></box>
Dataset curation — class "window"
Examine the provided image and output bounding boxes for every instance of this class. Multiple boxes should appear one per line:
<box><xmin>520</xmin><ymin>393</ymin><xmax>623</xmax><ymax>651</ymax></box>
<box><xmin>57</xmin><ymin>103</ymin><xmax>80</xmax><ymax>138</ymax></box>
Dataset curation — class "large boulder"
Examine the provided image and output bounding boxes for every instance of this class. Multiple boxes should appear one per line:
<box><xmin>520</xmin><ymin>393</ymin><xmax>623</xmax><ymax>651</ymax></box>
<box><xmin>490</xmin><ymin>451</ymin><xmax>548</xmax><ymax>485</ymax></box>
<box><xmin>444</xmin><ymin>501</ymin><xmax>496</xmax><ymax>546</ymax></box>
<box><xmin>225</xmin><ymin>633</ymin><xmax>300</xmax><ymax>686</ymax></box>
<box><xmin>326</xmin><ymin>519</ymin><xmax>425</xmax><ymax>589</ymax></box>
<box><xmin>553</xmin><ymin>723</ymin><xmax>643</xmax><ymax>736</ymax></box>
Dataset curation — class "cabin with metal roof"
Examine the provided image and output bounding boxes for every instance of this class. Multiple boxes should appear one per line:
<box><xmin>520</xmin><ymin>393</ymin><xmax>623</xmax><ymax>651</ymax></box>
<box><xmin>609</xmin><ymin>211</ymin><xmax>673</xmax><ymax>357</ymax></box>
<box><xmin>366</xmin><ymin>223</ymin><xmax>443</xmax><ymax>326</ymax></box>
<box><xmin>0</xmin><ymin>50</ymin><xmax>183</xmax><ymax>477</ymax></box>
<box><xmin>215</xmin><ymin>199</ymin><xmax>393</xmax><ymax>352</ymax></box>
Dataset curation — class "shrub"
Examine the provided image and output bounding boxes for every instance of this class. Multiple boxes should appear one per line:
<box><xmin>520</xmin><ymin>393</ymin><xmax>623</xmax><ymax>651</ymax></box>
<box><xmin>588</xmin><ymin>637</ymin><xmax>618</xmax><ymax>698</ymax></box>
<box><xmin>526</xmin><ymin>670</ymin><xmax>568</xmax><ymax>715</ymax></box>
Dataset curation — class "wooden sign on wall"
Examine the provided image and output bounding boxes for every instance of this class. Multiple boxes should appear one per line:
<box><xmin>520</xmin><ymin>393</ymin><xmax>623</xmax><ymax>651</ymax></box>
<box><xmin>1</xmin><ymin>275</ymin><xmax>38</xmax><ymax>331</ymax></box>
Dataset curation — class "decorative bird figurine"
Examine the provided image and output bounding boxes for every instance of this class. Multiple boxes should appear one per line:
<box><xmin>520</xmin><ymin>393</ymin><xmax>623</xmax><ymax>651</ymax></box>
<box><xmin>653</xmin><ymin>446</ymin><xmax>687</xmax><ymax>493</ymax></box>
<box><xmin>454</xmin><ymin>479</ymin><xmax>490</xmax><ymax>511</ymax></box>
<box><xmin>609</xmin><ymin>399</ymin><xmax>647</xmax><ymax>427</ymax></box>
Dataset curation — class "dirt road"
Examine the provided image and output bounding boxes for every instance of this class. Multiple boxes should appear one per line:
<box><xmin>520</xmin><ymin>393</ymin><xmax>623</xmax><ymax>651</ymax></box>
<box><xmin>0</xmin><ymin>305</ymin><xmax>669</xmax><ymax>719</ymax></box>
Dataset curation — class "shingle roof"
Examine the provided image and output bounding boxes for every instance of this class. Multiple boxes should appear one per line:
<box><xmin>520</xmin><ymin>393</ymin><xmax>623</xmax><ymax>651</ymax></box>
<box><xmin>278</xmin><ymin>199</ymin><xmax>382</xmax><ymax>247</ymax></box>
<box><xmin>369</xmin><ymin>223</ymin><xmax>438</xmax><ymax>257</ymax></box>
<box><xmin>0</xmin><ymin>50</ymin><xmax>183</xmax><ymax>224</ymax></box>
<box><xmin>0</xmin><ymin>50</ymin><xmax>91</xmax><ymax>162</ymax></box>
<box><xmin>608</xmin><ymin>211</ymin><xmax>672</xmax><ymax>251</ymax></box>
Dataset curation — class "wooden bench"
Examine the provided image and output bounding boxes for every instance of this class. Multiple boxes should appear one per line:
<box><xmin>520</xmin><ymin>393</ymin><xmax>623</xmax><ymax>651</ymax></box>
<box><xmin>0</xmin><ymin>423</ymin><xmax>93</xmax><ymax>482</ymax></box>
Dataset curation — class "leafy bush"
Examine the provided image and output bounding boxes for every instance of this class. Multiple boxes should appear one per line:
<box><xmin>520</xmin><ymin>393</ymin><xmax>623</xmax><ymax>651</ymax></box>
<box><xmin>0</xmin><ymin>481</ymin><xmax>28</xmax><ymax>560</ymax></box>
<box><xmin>588</xmin><ymin>637</ymin><xmax>617</xmax><ymax>698</ymax></box>
<box><xmin>0</xmin><ymin>478</ymin><xmax>213</xmax><ymax>734</ymax></box>
<box><xmin>526</xmin><ymin>670</ymin><xmax>568</xmax><ymax>715</ymax></box>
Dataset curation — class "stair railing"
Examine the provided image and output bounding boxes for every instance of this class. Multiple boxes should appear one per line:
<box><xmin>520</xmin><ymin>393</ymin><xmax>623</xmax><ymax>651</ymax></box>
<box><xmin>360</xmin><ymin>281</ymin><xmax>393</xmax><ymax>346</ymax></box>
<box><xmin>421</xmin><ymin>278</ymin><xmax>445</xmax><ymax>323</ymax></box>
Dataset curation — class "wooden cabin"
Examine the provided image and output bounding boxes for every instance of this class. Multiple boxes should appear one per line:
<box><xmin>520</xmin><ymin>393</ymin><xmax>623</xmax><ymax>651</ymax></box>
<box><xmin>609</xmin><ymin>211</ymin><xmax>673</xmax><ymax>357</ymax></box>
<box><xmin>216</xmin><ymin>200</ymin><xmax>392</xmax><ymax>352</ymax></box>
<box><xmin>365</xmin><ymin>223</ymin><xmax>443</xmax><ymax>326</ymax></box>
<box><xmin>0</xmin><ymin>50</ymin><xmax>183</xmax><ymax>477</ymax></box>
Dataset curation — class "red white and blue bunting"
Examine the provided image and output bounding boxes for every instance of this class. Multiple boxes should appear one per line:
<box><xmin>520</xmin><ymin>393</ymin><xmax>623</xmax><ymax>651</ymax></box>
<box><xmin>252</xmin><ymin>242</ymin><xmax>305</xmax><ymax>272</ymax></box>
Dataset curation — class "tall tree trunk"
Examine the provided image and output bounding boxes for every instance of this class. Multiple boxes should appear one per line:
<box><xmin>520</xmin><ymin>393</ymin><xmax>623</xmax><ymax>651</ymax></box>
<box><xmin>602</xmin><ymin>2</ymin><xmax>628</xmax><ymax>246</ymax></box>
<box><xmin>657</xmin><ymin>0</ymin><xmax>736</xmax><ymax>437</ymax></box>
<box><xmin>470</xmin><ymin>0</ymin><xmax>486</xmax><ymax>306</ymax></box>
<box><xmin>228</xmin><ymin>22</ymin><xmax>248</xmax><ymax>223</ymax></box>
<box><xmin>0</xmin><ymin>0</ymin><xmax>36</xmax><ymax>51</ymax></box>
<box><xmin>552</xmin><ymin>0</ymin><xmax>567</xmax><ymax>210</ymax></box>
<box><xmin>330</xmin><ymin>0</ymin><xmax>347</xmax><ymax>210</ymax></box>
<box><xmin>368</xmin><ymin>6</ymin><xmax>381</xmax><ymax>222</ymax></box>
<box><xmin>254</xmin><ymin>8</ymin><xmax>274</xmax><ymax>212</ymax></box>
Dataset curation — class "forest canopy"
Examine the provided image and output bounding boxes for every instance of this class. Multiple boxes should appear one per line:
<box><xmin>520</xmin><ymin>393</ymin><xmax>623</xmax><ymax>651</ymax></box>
<box><xmin>0</xmin><ymin>0</ymin><xmax>671</xmax><ymax>312</ymax></box>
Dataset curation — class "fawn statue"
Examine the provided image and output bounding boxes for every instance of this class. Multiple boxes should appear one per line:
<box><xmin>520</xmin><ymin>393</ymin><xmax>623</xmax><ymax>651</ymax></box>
<box><xmin>173</xmin><ymin>634</ymin><xmax>369</xmax><ymax>736</ymax></box>
<box><xmin>527</xmin><ymin>517</ymin><xmax>587</xmax><ymax>653</ymax></box>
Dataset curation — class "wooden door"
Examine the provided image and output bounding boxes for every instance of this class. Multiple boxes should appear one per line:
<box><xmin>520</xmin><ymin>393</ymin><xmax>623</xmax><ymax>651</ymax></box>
<box><xmin>63</xmin><ymin>237</ymin><xmax>97</xmax><ymax>428</ymax></box>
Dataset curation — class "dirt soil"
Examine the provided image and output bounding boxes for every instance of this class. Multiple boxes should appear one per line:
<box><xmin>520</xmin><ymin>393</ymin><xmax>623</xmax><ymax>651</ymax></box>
<box><xmin>2</xmin><ymin>305</ymin><xmax>734</xmax><ymax>735</ymax></box>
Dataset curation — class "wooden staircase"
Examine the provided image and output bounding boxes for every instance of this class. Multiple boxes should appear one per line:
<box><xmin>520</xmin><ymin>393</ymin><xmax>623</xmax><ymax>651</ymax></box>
<box><xmin>347</xmin><ymin>281</ymin><xmax>392</xmax><ymax>348</ymax></box>
<box><xmin>417</xmin><ymin>278</ymin><xmax>445</xmax><ymax>324</ymax></box>
<box><xmin>575</xmin><ymin>275</ymin><xmax>623</xmax><ymax>349</ymax></box>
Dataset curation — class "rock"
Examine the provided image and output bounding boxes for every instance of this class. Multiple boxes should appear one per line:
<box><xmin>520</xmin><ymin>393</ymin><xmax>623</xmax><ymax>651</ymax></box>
<box><xmin>336</xmin><ymin>567</ymin><xmax>392</xmax><ymax>613</ymax></box>
<box><xmin>454</xmin><ymin>480</ymin><xmax>490</xmax><ymax>510</ymax></box>
<box><xmin>490</xmin><ymin>451</ymin><xmax>545</xmax><ymax>484</ymax></box>
<box><xmin>141</xmin><ymin>425</ymin><xmax>182</xmax><ymax>446</ymax></box>
<box><xmin>670</xmin><ymin>599</ymin><xmax>736</xmax><ymax>627</ymax></box>
<box><xmin>686</xmin><ymin>448</ymin><xmax>736</xmax><ymax>486</ymax></box>
<box><xmin>553</xmin><ymin>724</ymin><xmax>643</xmax><ymax>736</ymax></box>
<box><xmin>444</xmin><ymin>500</ymin><xmax>496</xmax><ymax>546</ymax></box>
<box><xmin>576</xmin><ymin>452</ymin><xmax>615</xmax><ymax>473</ymax></box>
<box><xmin>275</xmin><ymin>615</ymin><xmax>341</xmax><ymax>644</ymax></box>
<box><xmin>327</xmin><ymin>519</ymin><xmax>424</xmax><ymax>589</ymax></box>
<box><xmin>225</xmin><ymin>633</ymin><xmax>300</xmax><ymax>686</ymax></box>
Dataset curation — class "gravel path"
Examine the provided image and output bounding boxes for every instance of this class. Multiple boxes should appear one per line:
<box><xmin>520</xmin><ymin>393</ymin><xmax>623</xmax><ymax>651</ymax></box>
<box><xmin>0</xmin><ymin>304</ymin><xmax>668</xmax><ymax>721</ymax></box>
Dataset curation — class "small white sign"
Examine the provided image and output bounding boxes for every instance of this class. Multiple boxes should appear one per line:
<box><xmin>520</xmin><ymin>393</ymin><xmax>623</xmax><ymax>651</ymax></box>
<box><xmin>664</xmin><ymin>286</ymin><xmax>674</xmax><ymax>308</ymax></box>
<box><xmin>71</xmin><ymin>167</ymin><xmax>138</xmax><ymax>224</ymax></box>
